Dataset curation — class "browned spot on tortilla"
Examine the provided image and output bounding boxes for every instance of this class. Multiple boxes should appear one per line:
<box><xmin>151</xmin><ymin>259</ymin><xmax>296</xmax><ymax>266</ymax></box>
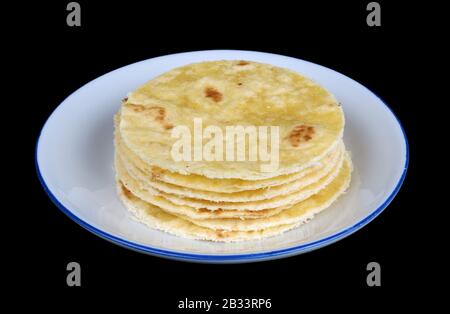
<box><xmin>150</xmin><ymin>167</ymin><xmax>164</xmax><ymax>180</ymax></box>
<box><xmin>286</xmin><ymin>125</ymin><xmax>315</xmax><ymax>147</ymax></box>
<box><xmin>163</xmin><ymin>123</ymin><xmax>174</xmax><ymax>130</ymax></box>
<box><xmin>247</xmin><ymin>210</ymin><xmax>269</xmax><ymax>216</ymax></box>
<box><xmin>205</xmin><ymin>87</ymin><xmax>223</xmax><ymax>102</ymax></box>
<box><xmin>149</xmin><ymin>107</ymin><xmax>174</xmax><ymax>130</ymax></box>
<box><xmin>126</xmin><ymin>104</ymin><xmax>173</xmax><ymax>130</ymax></box>
<box><xmin>237</xmin><ymin>82</ymin><xmax>243</xmax><ymax>86</ymax></box>
<box><xmin>121</xmin><ymin>183</ymin><xmax>133</xmax><ymax>198</ymax></box>
<box><xmin>237</xmin><ymin>60</ymin><xmax>249</xmax><ymax>66</ymax></box>
<box><xmin>197</xmin><ymin>208</ymin><xmax>224</xmax><ymax>214</ymax></box>
<box><xmin>126</xmin><ymin>103</ymin><xmax>146</xmax><ymax>112</ymax></box>
<box><xmin>215</xmin><ymin>229</ymin><xmax>228</xmax><ymax>238</ymax></box>
<box><xmin>154</xmin><ymin>108</ymin><xmax>165</xmax><ymax>121</ymax></box>
<box><xmin>126</xmin><ymin>104</ymin><xmax>165</xmax><ymax>118</ymax></box>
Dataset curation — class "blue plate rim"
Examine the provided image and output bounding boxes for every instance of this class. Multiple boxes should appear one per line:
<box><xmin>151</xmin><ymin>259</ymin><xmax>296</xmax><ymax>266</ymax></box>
<box><xmin>35</xmin><ymin>50</ymin><xmax>409</xmax><ymax>262</ymax></box>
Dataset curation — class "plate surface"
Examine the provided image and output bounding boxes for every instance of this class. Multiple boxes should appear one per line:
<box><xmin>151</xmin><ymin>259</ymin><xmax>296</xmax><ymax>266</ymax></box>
<box><xmin>36</xmin><ymin>50</ymin><xmax>408</xmax><ymax>263</ymax></box>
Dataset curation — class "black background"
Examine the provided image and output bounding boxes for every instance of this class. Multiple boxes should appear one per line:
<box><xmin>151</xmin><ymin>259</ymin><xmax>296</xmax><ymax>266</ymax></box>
<box><xmin>24</xmin><ymin>0</ymin><xmax>428</xmax><ymax>310</ymax></box>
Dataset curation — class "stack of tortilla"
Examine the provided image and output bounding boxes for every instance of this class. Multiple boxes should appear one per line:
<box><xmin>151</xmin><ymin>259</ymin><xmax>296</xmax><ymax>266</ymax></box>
<box><xmin>115</xmin><ymin>60</ymin><xmax>352</xmax><ymax>242</ymax></box>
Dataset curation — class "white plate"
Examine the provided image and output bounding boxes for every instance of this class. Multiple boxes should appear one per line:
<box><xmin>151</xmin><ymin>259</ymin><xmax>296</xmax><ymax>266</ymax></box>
<box><xmin>36</xmin><ymin>50</ymin><xmax>408</xmax><ymax>263</ymax></box>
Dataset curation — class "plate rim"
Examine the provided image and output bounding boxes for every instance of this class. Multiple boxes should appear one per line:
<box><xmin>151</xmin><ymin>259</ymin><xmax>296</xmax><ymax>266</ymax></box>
<box><xmin>35</xmin><ymin>50</ymin><xmax>409</xmax><ymax>262</ymax></box>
